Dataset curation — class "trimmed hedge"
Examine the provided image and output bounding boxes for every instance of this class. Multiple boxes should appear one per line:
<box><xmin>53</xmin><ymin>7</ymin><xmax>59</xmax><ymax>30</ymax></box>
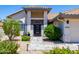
<box><xmin>0</xmin><ymin>41</ymin><xmax>18</xmax><ymax>54</ymax></box>
<box><xmin>22</xmin><ymin>35</ymin><xmax>30</xmax><ymax>41</ymax></box>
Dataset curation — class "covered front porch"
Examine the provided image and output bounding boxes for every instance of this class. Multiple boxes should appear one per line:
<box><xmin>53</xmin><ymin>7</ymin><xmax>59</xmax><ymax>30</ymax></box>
<box><xmin>25</xmin><ymin>10</ymin><xmax>48</xmax><ymax>37</ymax></box>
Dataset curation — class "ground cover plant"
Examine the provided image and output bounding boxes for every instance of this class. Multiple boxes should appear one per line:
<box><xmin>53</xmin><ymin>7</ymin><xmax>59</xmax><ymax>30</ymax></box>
<box><xmin>44</xmin><ymin>47</ymin><xmax>79</xmax><ymax>54</ymax></box>
<box><xmin>0</xmin><ymin>41</ymin><xmax>19</xmax><ymax>54</ymax></box>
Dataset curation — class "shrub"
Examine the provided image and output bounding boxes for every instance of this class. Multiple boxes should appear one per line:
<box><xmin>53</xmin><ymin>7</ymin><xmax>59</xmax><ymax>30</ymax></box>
<box><xmin>73</xmin><ymin>50</ymin><xmax>79</xmax><ymax>54</ymax></box>
<box><xmin>44</xmin><ymin>24</ymin><xmax>62</xmax><ymax>41</ymax></box>
<box><xmin>44</xmin><ymin>48</ymin><xmax>78</xmax><ymax>54</ymax></box>
<box><xmin>22</xmin><ymin>35</ymin><xmax>30</xmax><ymax>41</ymax></box>
<box><xmin>0</xmin><ymin>41</ymin><xmax>18</xmax><ymax>54</ymax></box>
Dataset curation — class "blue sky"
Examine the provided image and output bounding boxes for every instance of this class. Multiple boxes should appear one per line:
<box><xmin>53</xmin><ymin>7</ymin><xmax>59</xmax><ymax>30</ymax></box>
<box><xmin>0</xmin><ymin>5</ymin><xmax>79</xmax><ymax>20</ymax></box>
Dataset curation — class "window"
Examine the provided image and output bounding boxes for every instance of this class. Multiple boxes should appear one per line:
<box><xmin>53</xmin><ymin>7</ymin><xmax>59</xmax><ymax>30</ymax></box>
<box><xmin>20</xmin><ymin>24</ymin><xmax>26</xmax><ymax>31</ymax></box>
<box><xmin>66</xmin><ymin>20</ymin><xmax>69</xmax><ymax>24</ymax></box>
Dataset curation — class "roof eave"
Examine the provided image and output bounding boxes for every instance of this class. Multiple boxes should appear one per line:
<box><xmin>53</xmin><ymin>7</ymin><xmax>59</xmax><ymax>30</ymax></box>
<box><xmin>23</xmin><ymin>8</ymin><xmax>52</xmax><ymax>13</ymax></box>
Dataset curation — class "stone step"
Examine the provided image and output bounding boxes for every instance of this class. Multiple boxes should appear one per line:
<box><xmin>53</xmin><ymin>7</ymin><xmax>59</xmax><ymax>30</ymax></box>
<box><xmin>30</xmin><ymin>37</ymin><xmax>43</xmax><ymax>43</ymax></box>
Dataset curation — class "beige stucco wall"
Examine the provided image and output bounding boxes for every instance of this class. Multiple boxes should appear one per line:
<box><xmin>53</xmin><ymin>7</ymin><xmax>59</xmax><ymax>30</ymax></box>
<box><xmin>11</xmin><ymin>11</ymin><xmax>26</xmax><ymax>24</ymax></box>
<box><xmin>63</xmin><ymin>18</ymin><xmax>79</xmax><ymax>42</ymax></box>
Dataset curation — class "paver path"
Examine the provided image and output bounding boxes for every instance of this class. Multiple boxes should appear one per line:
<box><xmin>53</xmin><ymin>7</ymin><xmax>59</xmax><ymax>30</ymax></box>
<box><xmin>29</xmin><ymin>37</ymin><xmax>53</xmax><ymax>50</ymax></box>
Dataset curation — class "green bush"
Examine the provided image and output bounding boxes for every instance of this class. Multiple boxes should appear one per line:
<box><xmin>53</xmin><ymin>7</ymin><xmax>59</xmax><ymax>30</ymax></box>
<box><xmin>0</xmin><ymin>41</ymin><xmax>18</xmax><ymax>54</ymax></box>
<box><xmin>44</xmin><ymin>24</ymin><xmax>62</xmax><ymax>41</ymax></box>
<box><xmin>44</xmin><ymin>48</ymin><xmax>79</xmax><ymax>54</ymax></box>
<box><xmin>22</xmin><ymin>35</ymin><xmax>30</xmax><ymax>41</ymax></box>
<box><xmin>52</xmin><ymin>48</ymin><xmax>73</xmax><ymax>54</ymax></box>
<box><xmin>73</xmin><ymin>50</ymin><xmax>79</xmax><ymax>54</ymax></box>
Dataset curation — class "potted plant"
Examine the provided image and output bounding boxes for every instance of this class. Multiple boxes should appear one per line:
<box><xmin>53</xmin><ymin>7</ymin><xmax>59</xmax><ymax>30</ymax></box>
<box><xmin>28</xmin><ymin>32</ymin><xmax>30</xmax><ymax>36</ymax></box>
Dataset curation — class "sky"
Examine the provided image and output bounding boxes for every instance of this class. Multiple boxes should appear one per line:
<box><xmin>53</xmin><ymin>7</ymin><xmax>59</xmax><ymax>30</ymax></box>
<box><xmin>0</xmin><ymin>5</ymin><xmax>79</xmax><ymax>20</ymax></box>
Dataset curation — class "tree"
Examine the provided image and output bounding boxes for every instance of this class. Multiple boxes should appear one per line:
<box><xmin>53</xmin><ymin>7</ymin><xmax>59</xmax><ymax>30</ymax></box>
<box><xmin>3</xmin><ymin>18</ymin><xmax>20</xmax><ymax>40</ymax></box>
<box><xmin>44</xmin><ymin>24</ymin><xmax>62</xmax><ymax>41</ymax></box>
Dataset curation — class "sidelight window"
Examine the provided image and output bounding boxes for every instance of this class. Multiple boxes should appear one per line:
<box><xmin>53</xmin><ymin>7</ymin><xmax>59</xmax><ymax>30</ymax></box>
<box><xmin>20</xmin><ymin>24</ymin><xmax>26</xmax><ymax>31</ymax></box>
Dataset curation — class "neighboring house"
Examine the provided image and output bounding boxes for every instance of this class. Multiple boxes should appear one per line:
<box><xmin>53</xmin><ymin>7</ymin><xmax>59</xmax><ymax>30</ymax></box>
<box><xmin>6</xmin><ymin>6</ymin><xmax>79</xmax><ymax>43</ymax></box>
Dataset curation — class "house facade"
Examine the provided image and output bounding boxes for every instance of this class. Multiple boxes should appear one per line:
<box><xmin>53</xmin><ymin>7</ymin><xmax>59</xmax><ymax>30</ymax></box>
<box><xmin>6</xmin><ymin>6</ymin><xmax>79</xmax><ymax>43</ymax></box>
<box><xmin>7</xmin><ymin>6</ymin><xmax>52</xmax><ymax>37</ymax></box>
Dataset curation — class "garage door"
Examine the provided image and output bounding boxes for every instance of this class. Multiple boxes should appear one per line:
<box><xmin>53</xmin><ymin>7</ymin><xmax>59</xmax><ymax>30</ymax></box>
<box><xmin>70</xmin><ymin>21</ymin><xmax>79</xmax><ymax>42</ymax></box>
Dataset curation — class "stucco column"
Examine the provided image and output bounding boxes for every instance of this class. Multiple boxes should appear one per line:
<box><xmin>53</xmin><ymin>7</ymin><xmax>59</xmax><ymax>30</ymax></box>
<box><xmin>42</xmin><ymin>11</ymin><xmax>48</xmax><ymax>36</ymax></box>
<box><xmin>44</xmin><ymin>11</ymin><xmax>48</xmax><ymax>28</ymax></box>
<box><xmin>27</xmin><ymin>11</ymin><xmax>31</xmax><ymax>36</ymax></box>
